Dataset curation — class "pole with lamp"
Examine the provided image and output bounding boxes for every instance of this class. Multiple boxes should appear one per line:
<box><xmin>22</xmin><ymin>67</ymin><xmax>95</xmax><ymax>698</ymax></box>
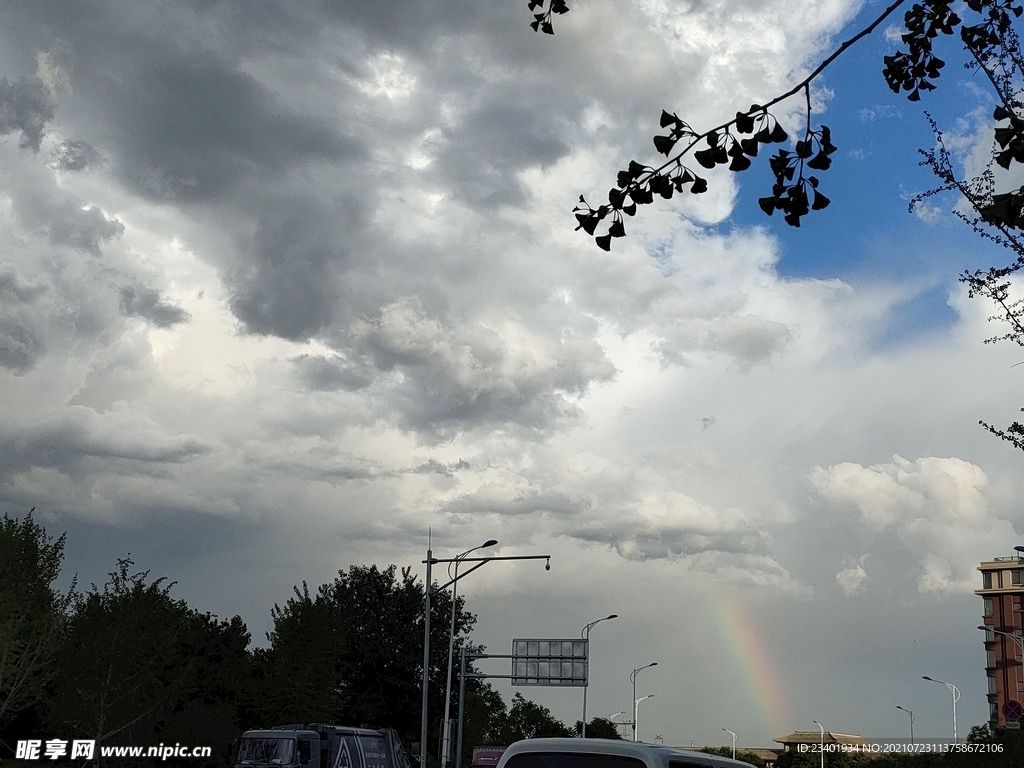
<box><xmin>419</xmin><ymin>539</ymin><xmax>551</xmax><ymax>768</ymax></box>
<box><xmin>721</xmin><ymin>729</ymin><xmax>736</xmax><ymax>760</ymax></box>
<box><xmin>812</xmin><ymin>720</ymin><xmax>824</xmax><ymax>768</ymax></box>
<box><xmin>922</xmin><ymin>676</ymin><xmax>960</xmax><ymax>743</ymax></box>
<box><xmin>580</xmin><ymin>615</ymin><xmax>618</xmax><ymax>737</ymax></box>
<box><xmin>896</xmin><ymin>706</ymin><xmax>914</xmax><ymax>746</ymax></box>
<box><xmin>633</xmin><ymin>694</ymin><xmax>654</xmax><ymax>743</ymax></box>
<box><xmin>979</xmin><ymin>624</ymin><xmax>1024</xmax><ymax>712</ymax></box>
<box><xmin>440</xmin><ymin>540</ymin><xmax>498</xmax><ymax>765</ymax></box>
<box><xmin>608</xmin><ymin>712</ymin><xmax>627</xmax><ymax>739</ymax></box>
<box><xmin>629</xmin><ymin>663</ymin><xmax>657</xmax><ymax>742</ymax></box>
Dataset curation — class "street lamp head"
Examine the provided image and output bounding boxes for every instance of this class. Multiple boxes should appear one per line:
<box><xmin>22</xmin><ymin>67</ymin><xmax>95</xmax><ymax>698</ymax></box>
<box><xmin>1015</xmin><ymin>545</ymin><xmax>1024</xmax><ymax>552</ymax></box>
<box><xmin>607</xmin><ymin>614</ymin><xmax>619</xmax><ymax>620</ymax></box>
<box><xmin>650</xmin><ymin>662</ymin><xmax>658</xmax><ymax>668</ymax></box>
<box><xmin>978</xmin><ymin>626</ymin><xmax>989</xmax><ymax>632</ymax></box>
<box><xmin>922</xmin><ymin>676</ymin><xmax>933</xmax><ymax>682</ymax></box>
<box><xmin>483</xmin><ymin>539</ymin><xmax>498</xmax><ymax>548</ymax></box>
<box><xmin>545</xmin><ymin>557</ymin><xmax>551</xmax><ymax>571</ymax></box>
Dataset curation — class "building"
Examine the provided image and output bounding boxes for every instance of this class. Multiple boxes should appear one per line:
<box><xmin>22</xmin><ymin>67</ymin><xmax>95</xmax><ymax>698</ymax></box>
<box><xmin>773</xmin><ymin>732</ymin><xmax>869</xmax><ymax>753</ymax></box>
<box><xmin>976</xmin><ymin>554</ymin><xmax>1024</xmax><ymax>728</ymax></box>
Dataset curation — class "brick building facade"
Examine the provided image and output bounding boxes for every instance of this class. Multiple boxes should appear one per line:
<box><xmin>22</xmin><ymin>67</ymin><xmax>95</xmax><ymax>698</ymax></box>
<box><xmin>976</xmin><ymin>556</ymin><xmax>1024</xmax><ymax>728</ymax></box>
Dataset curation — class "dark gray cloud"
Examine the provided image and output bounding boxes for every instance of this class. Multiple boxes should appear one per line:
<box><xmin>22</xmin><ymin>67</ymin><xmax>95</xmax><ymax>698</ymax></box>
<box><xmin>118</xmin><ymin>284</ymin><xmax>190</xmax><ymax>328</ymax></box>
<box><xmin>0</xmin><ymin>264</ymin><xmax>48</xmax><ymax>373</ymax></box>
<box><xmin>352</xmin><ymin>298</ymin><xmax>616</xmax><ymax>435</ymax></box>
<box><xmin>566</xmin><ymin>515</ymin><xmax>767</xmax><ymax>561</ymax></box>
<box><xmin>0</xmin><ymin>316</ymin><xmax>44</xmax><ymax>373</ymax></box>
<box><xmin>0</xmin><ymin>407</ymin><xmax>212</xmax><ymax>478</ymax></box>
<box><xmin>442</xmin><ymin>488</ymin><xmax>584</xmax><ymax>517</ymax></box>
<box><xmin>411</xmin><ymin>458</ymin><xmax>469</xmax><ymax>477</ymax></box>
<box><xmin>11</xmin><ymin>186</ymin><xmax>124</xmax><ymax>255</ymax></box>
<box><xmin>0</xmin><ymin>75</ymin><xmax>54</xmax><ymax>151</ymax></box>
<box><xmin>292</xmin><ymin>354</ymin><xmax>373</xmax><ymax>392</ymax></box>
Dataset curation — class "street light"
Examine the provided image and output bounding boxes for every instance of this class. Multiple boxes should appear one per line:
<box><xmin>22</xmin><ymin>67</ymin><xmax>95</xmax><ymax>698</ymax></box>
<box><xmin>420</xmin><ymin>539</ymin><xmax>550</xmax><ymax>768</ymax></box>
<box><xmin>978</xmin><ymin>624</ymin><xmax>1024</xmax><ymax>656</ymax></box>
<box><xmin>722</xmin><ymin>729</ymin><xmax>736</xmax><ymax>760</ymax></box>
<box><xmin>896</xmin><ymin>706</ymin><xmax>914</xmax><ymax>746</ymax></box>
<box><xmin>812</xmin><ymin>720</ymin><xmax>824</xmax><ymax>768</ymax></box>
<box><xmin>608</xmin><ymin>711</ymin><xmax>627</xmax><ymax>740</ymax></box>
<box><xmin>634</xmin><ymin>695</ymin><xmax>654</xmax><ymax>743</ymax></box>
<box><xmin>922</xmin><ymin>676</ymin><xmax>960</xmax><ymax>743</ymax></box>
<box><xmin>441</xmin><ymin>540</ymin><xmax>497</xmax><ymax>765</ymax></box>
<box><xmin>629</xmin><ymin>663</ymin><xmax>658</xmax><ymax>742</ymax></box>
<box><xmin>581</xmin><ymin>614</ymin><xmax>618</xmax><ymax>738</ymax></box>
<box><xmin>979</xmin><ymin>625</ymin><xmax>1024</xmax><ymax>707</ymax></box>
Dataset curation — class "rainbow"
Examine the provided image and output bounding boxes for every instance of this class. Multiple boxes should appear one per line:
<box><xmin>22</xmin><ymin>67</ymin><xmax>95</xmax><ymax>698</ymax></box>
<box><xmin>710</xmin><ymin>593</ymin><xmax>792</xmax><ymax>737</ymax></box>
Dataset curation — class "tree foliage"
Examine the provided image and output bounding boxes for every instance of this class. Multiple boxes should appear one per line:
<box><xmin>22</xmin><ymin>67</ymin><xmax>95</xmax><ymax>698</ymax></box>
<box><xmin>0</xmin><ymin>510</ymin><xmax>73</xmax><ymax>732</ymax></box>
<box><xmin>46</xmin><ymin>556</ymin><xmax>252</xmax><ymax>767</ymax></box>
<box><xmin>259</xmin><ymin>564</ymin><xmax>478</xmax><ymax>753</ymax></box>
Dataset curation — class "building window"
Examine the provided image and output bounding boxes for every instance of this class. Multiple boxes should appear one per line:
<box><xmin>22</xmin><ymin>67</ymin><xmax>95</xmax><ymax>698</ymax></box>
<box><xmin>985</xmin><ymin>598</ymin><xmax>994</xmax><ymax>617</ymax></box>
<box><xmin>990</xmin><ymin>676</ymin><xmax>999</xmax><ymax>694</ymax></box>
<box><xmin>1014</xmin><ymin>570</ymin><xmax>1022</xmax><ymax>585</ymax></box>
<box><xmin>985</xmin><ymin>572</ymin><xmax>994</xmax><ymax>589</ymax></box>
<box><xmin>1015</xmin><ymin>599</ymin><xmax>1022</xmax><ymax>612</ymax></box>
<box><xmin>992</xmin><ymin>701</ymin><xmax>1001</xmax><ymax>721</ymax></box>
<box><xmin>988</xmin><ymin>650</ymin><xmax>998</xmax><ymax>667</ymax></box>
<box><xmin>984</xmin><ymin>627</ymin><xmax>995</xmax><ymax>641</ymax></box>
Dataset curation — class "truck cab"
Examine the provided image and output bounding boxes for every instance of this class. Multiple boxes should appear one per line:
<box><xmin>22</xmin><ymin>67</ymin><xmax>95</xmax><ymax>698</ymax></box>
<box><xmin>235</xmin><ymin>724</ymin><xmax>411</xmax><ymax>768</ymax></box>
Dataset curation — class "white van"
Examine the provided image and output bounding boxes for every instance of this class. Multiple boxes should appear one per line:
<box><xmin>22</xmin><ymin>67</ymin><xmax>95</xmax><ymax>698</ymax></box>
<box><xmin>495</xmin><ymin>738</ymin><xmax>758</xmax><ymax>768</ymax></box>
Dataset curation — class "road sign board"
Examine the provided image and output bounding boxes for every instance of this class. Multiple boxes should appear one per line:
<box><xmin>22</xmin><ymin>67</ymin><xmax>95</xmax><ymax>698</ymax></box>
<box><xmin>1004</xmin><ymin>700</ymin><xmax>1023</xmax><ymax>722</ymax></box>
<box><xmin>511</xmin><ymin>638</ymin><xmax>588</xmax><ymax>686</ymax></box>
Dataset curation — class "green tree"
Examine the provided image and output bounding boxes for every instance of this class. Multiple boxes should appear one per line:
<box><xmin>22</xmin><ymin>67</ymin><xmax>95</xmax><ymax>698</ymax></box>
<box><xmin>0</xmin><ymin>511</ymin><xmax>73</xmax><ymax>733</ymax></box>
<box><xmin>700</xmin><ymin>746</ymin><xmax>767</xmax><ymax>768</ymax></box>
<box><xmin>492</xmin><ymin>692</ymin><xmax>573</xmax><ymax>742</ymax></box>
<box><xmin>47</xmin><ymin>556</ymin><xmax>251</xmax><ymax>767</ymax></box>
<box><xmin>258</xmin><ymin>563</ymin><xmax>477</xmax><ymax>753</ymax></box>
<box><xmin>49</xmin><ymin>557</ymin><xmax>191</xmax><ymax>748</ymax></box>
<box><xmin>572</xmin><ymin>717</ymin><xmax>623</xmax><ymax>739</ymax></box>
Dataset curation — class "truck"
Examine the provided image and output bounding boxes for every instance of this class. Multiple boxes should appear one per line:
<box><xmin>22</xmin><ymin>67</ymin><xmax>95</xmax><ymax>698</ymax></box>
<box><xmin>235</xmin><ymin>724</ymin><xmax>413</xmax><ymax>768</ymax></box>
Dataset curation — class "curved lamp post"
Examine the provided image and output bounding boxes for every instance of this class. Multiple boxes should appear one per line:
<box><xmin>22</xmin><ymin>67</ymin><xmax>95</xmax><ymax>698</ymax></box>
<box><xmin>580</xmin><ymin>615</ymin><xmax>618</xmax><ymax>737</ymax></box>
<box><xmin>812</xmin><ymin>720</ymin><xmax>824</xmax><ymax>768</ymax></box>
<box><xmin>629</xmin><ymin>663</ymin><xmax>658</xmax><ymax>741</ymax></box>
<box><xmin>440</xmin><ymin>540</ymin><xmax>497</xmax><ymax>764</ymax></box>
<box><xmin>608</xmin><ymin>711</ymin><xmax>627</xmax><ymax>738</ymax></box>
<box><xmin>722</xmin><ymin>729</ymin><xmax>736</xmax><ymax>760</ymax></box>
<box><xmin>634</xmin><ymin>695</ymin><xmax>655</xmax><ymax>743</ymax></box>
<box><xmin>979</xmin><ymin>624</ymin><xmax>1024</xmax><ymax>699</ymax></box>
<box><xmin>421</xmin><ymin>538</ymin><xmax>549</xmax><ymax>768</ymax></box>
<box><xmin>896</xmin><ymin>706</ymin><xmax>914</xmax><ymax>746</ymax></box>
<box><xmin>923</xmin><ymin>676</ymin><xmax>960</xmax><ymax>743</ymax></box>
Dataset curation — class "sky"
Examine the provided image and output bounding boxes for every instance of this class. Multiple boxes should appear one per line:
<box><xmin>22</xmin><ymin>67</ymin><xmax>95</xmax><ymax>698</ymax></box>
<box><xmin>2</xmin><ymin>0</ymin><xmax>1024</xmax><ymax>750</ymax></box>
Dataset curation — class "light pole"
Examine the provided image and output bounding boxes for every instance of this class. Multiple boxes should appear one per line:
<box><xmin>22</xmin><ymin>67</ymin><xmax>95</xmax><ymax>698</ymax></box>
<box><xmin>979</xmin><ymin>624</ymin><xmax>1024</xmax><ymax>702</ymax></box>
<box><xmin>896</xmin><ymin>706</ymin><xmax>914</xmax><ymax>746</ymax></box>
<box><xmin>722</xmin><ymin>729</ymin><xmax>736</xmax><ymax>760</ymax></box>
<box><xmin>812</xmin><ymin>720</ymin><xmax>824</xmax><ymax>768</ymax></box>
<box><xmin>629</xmin><ymin>663</ymin><xmax>657</xmax><ymax>741</ymax></box>
<box><xmin>441</xmin><ymin>540</ymin><xmax>497</xmax><ymax>765</ymax></box>
<box><xmin>608</xmin><ymin>711</ymin><xmax>627</xmax><ymax>739</ymax></box>
<box><xmin>634</xmin><ymin>694</ymin><xmax>654</xmax><ymax>743</ymax></box>
<box><xmin>420</xmin><ymin>543</ymin><xmax>551</xmax><ymax>768</ymax></box>
<box><xmin>581</xmin><ymin>614</ymin><xmax>618</xmax><ymax>737</ymax></box>
<box><xmin>922</xmin><ymin>676</ymin><xmax>960</xmax><ymax>743</ymax></box>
